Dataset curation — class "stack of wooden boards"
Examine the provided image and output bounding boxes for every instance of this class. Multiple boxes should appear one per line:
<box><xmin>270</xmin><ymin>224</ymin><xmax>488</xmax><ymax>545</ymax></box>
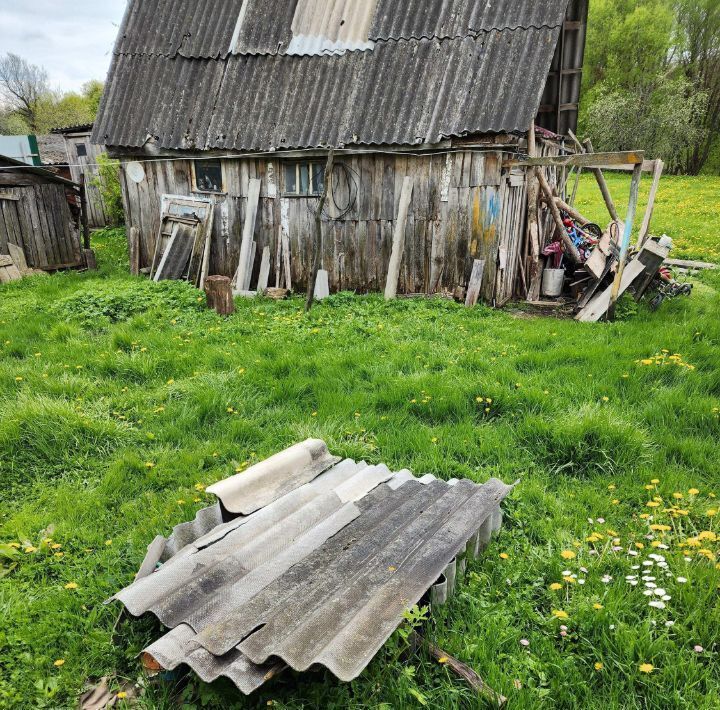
<box><xmin>0</xmin><ymin>243</ymin><xmax>49</xmax><ymax>283</ymax></box>
<box><xmin>575</xmin><ymin>235</ymin><xmax>671</xmax><ymax>322</ymax></box>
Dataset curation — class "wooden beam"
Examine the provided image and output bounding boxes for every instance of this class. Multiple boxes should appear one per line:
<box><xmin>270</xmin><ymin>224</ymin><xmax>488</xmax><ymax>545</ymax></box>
<box><xmin>536</xmin><ymin>168</ymin><xmax>582</xmax><ymax>264</ymax></box>
<box><xmin>384</xmin><ymin>176</ymin><xmax>414</xmax><ymax>300</ymax></box>
<box><xmin>234</xmin><ymin>178</ymin><xmax>261</xmax><ymax>291</ymax></box>
<box><xmin>636</xmin><ymin>159</ymin><xmax>664</xmax><ymax>247</ymax></box>
<box><xmin>583</xmin><ymin>139</ymin><xmax>620</xmax><ymax>222</ymax></box>
<box><xmin>526</xmin><ymin>123</ymin><xmax>543</xmax><ymax>301</ymax></box>
<box><xmin>551</xmin><ymin>197</ymin><xmax>590</xmax><ymax>226</ymax></box>
<box><xmin>608</xmin><ymin>163</ymin><xmax>643</xmax><ymax>321</ymax></box>
<box><xmin>504</xmin><ymin>151</ymin><xmax>645</xmax><ymax>170</ymax></box>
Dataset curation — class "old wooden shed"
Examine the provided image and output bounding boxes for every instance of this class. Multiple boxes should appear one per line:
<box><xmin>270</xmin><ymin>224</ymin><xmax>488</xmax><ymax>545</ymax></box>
<box><xmin>0</xmin><ymin>154</ymin><xmax>86</xmax><ymax>273</ymax></box>
<box><xmin>54</xmin><ymin>124</ymin><xmax>110</xmax><ymax>228</ymax></box>
<box><xmin>94</xmin><ymin>0</ymin><xmax>588</xmax><ymax>304</ymax></box>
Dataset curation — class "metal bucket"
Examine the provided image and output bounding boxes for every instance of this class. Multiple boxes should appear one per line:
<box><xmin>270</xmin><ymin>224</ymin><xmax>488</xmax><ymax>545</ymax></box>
<box><xmin>542</xmin><ymin>269</ymin><xmax>565</xmax><ymax>297</ymax></box>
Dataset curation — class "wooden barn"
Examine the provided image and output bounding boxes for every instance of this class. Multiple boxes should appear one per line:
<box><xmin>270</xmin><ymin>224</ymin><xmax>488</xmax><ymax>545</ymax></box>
<box><xmin>54</xmin><ymin>124</ymin><xmax>110</xmax><ymax>228</ymax></box>
<box><xmin>0</xmin><ymin>154</ymin><xmax>89</xmax><ymax>278</ymax></box>
<box><xmin>94</xmin><ymin>0</ymin><xmax>588</xmax><ymax>305</ymax></box>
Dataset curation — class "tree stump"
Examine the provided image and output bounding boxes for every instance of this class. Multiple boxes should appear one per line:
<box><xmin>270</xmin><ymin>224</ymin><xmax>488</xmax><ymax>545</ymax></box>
<box><xmin>204</xmin><ymin>275</ymin><xmax>235</xmax><ymax>315</ymax></box>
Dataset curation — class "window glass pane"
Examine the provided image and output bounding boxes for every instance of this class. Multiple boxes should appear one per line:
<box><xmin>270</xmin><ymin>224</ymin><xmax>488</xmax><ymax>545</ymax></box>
<box><xmin>284</xmin><ymin>164</ymin><xmax>297</xmax><ymax>193</ymax></box>
<box><xmin>76</xmin><ymin>144</ymin><xmax>87</xmax><ymax>158</ymax></box>
<box><xmin>311</xmin><ymin>163</ymin><xmax>325</xmax><ymax>194</ymax></box>
<box><xmin>299</xmin><ymin>163</ymin><xmax>310</xmax><ymax>195</ymax></box>
<box><xmin>195</xmin><ymin>160</ymin><xmax>223</xmax><ymax>192</ymax></box>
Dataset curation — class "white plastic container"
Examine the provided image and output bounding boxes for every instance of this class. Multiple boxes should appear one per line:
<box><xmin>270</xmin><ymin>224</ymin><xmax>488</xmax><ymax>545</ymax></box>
<box><xmin>542</xmin><ymin>269</ymin><xmax>565</xmax><ymax>297</ymax></box>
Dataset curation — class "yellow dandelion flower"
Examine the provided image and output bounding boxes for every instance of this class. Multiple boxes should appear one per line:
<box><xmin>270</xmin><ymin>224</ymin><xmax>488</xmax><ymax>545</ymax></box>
<box><xmin>651</xmin><ymin>479</ymin><xmax>660</xmax><ymax>484</ymax></box>
<box><xmin>117</xmin><ymin>692</ymin><xmax>127</xmax><ymax>699</ymax></box>
<box><xmin>552</xmin><ymin>610</ymin><xmax>569</xmax><ymax>620</ymax></box>
<box><xmin>639</xmin><ymin>663</ymin><xmax>654</xmax><ymax>674</ymax></box>
<box><xmin>707</xmin><ymin>509</ymin><xmax>718</xmax><ymax>517</ymax></box>
<box><xmin>64</xmin><ymin>582</ymin><xmax>78</xmax><ymax>590</ymax></box>
<box><xmin>673</xmin><ymin>492</ymin><xmax>684</xmax><ymax>500</ymax></box>
<box><xmin>499</xmin><ymin>553</ymin><xmax>509</xmax><ymax>560</ymax></box>
<box><xmin>689</xmin><ymin>488</ymin><xmax>699</xmax><ymax>495</ymax></box>
<box><xmin>549</xmin><ymin>583</ymin><xmax>563</xmax><ymax>591</ymax></box>
<box><xmin>608</xmin><ymin>484</ymin><xmax>616</xmax><ymax>490</ymax></box>
<box><xmin>145</xmin><ymin>462</ymin><xmax>155</xmax><ymax>469</ymax></box>
<box><xmin>561</xmin><ymin>550</ymin><xmax>576</xmax><ymax>560</ymax></box>
<box><xmin>54</xmin><ymin>659</ymin><xmax>65</xmax><ymax>667</ymax></box>
<box><xmin>594</xmin><ymin>662</ymin><xmax>603</xmax><ymax>671</ymax></box>
<box><xmin>593</xmin><ymin>603</ymin><xmax>604</xmax><ymax>610</ymax></box>
<box><xmin>646</xmin><ymin>501</ymin><xmax>660</xmax><ymax>508</ymax></box>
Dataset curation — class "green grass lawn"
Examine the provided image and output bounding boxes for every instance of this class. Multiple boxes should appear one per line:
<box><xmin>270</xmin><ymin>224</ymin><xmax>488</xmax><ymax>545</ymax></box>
<box><xmin>1</xmin><ymin>227</ymin><xmax>719</xmax><ymax>709</ymax></box>
<box><xmin>574</xmin><ymin>173</ymin><xmax>720</xmax><ymax>264</ymax></box>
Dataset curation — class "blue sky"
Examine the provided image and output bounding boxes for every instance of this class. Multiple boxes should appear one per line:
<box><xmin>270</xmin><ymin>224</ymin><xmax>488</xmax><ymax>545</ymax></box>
<box><xmin>0</xmin><ymin>0</ymin><xmax>126</xmax><ymax>92</ymax></box>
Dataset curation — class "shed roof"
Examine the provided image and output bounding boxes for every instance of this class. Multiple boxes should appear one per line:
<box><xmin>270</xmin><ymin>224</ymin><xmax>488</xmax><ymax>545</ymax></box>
<box><xmin>95</xmin><ymin>0</ymin><xmax>571</xmax><ymax>152</ymax></box>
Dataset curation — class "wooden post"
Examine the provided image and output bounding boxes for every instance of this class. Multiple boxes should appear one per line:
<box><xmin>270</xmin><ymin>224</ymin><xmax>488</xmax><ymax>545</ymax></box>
<box><xmin>129</xmin><ymin>226</ymin><xmax>140</xmax><ymax>276</ymax></box>
<box><xmin>385</xmin><ymin>176</ymin><xmax>414</xmax><ymax>300</ymax></box>
<box><xmin>234</xmin><ymin>178</ymin><xmax>261</xmax><ymax>291</ymax></box>
<box><xmin>636</xmin><ymin>159</ymin><xmax>664</xmax><ymax>247</ymax></box>
<box><xmin>204</xmin><ymin>275</ymin><xmax>235</xmax><ymax>316</ymax></box>
<box><xmin>305</xmin><ymin>149</ymin><xmax>334</xmax><ymax>312</ymax></box>
<box><xmin>583</xmin><ymin>139</ymin><xmax>620</xmax><ymax>222</ymax></box>
<box><xmin>79</xmin><ymin>176</ymin><xmax>90</xmax><ymax>250</ymax></box>
<box><xmin>608</xmin><ymin>163</ymin><xmax>643</xmax><ymax>321</ymax></box>
<box><xmin>535</xmin><ymin>168</ymin><xmax>582</xmax><ymax>263</ymax></box>
<box><xmin>526</xmin><ymin>124</ymin><xmax>544</xmax><ymax>301</ymax></box>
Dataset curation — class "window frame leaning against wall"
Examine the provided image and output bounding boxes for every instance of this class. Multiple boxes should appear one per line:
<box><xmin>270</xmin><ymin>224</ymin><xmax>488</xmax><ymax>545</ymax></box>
<box><xmin>282</xmin><ymin>160</ymin><xmax>326</xmax><ymax>197</ymax></box>
<box><xmin>192</xmin><ymin>158</ymin><xmax>226</xmax><ymax>195</ymax></box>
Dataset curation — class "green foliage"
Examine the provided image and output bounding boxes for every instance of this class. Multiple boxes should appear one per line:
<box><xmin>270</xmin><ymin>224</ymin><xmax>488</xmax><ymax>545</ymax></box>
<box><xmin>579</xmin><ymin>0</ymin><xmax>719</xmax><ymax>174</ymax></box>
<box><xmin>90</xmin><ymin>154</ymin><xmax>125</xmax><ymax>226</ymax></box>
<box><xmin>0</xmin><ymin>212</ymin><xmax>718</xmax><ymax>708</ymax></box>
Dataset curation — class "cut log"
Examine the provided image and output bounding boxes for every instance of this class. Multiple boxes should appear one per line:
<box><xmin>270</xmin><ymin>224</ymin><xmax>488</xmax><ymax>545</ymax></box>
<box><xmin>385</xmin><ymin>176</ymin><xmax>414</xmax><ymax>299</ymax></box>
<box><xmin>204</xmin><ymin>275</ymin><xmax>236</xmax><ymax>316</ymax></box>
<box><xmin>265</xmin><ymin>287</ymin><xmax>289</xmax><ymax>300</ymax></box>
<box><xmin>465</xmin><ymin>259</ymin><xmax>486</xmax><ymax>307</ymax></box>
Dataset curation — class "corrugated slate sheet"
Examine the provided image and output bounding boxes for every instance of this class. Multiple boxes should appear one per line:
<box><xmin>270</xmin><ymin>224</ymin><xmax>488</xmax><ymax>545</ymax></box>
<box><xmin>96</xmin><ymin>0</ymin><xmax>570</xmax><ymax>150</ymax></box>
<box><xmin>111</xmin><ymin>440</ymin><xmax>512</xmax><ymax>694</ymax></box>
<box><xmin>96</xmin><ymin>27</ymin><xmax>562</xmax><ymax>151</ymax></box>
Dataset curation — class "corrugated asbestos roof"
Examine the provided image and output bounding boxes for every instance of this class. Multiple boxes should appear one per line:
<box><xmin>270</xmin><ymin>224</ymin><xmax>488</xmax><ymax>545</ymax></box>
<box><xmin>111</xmin><ymin>440</ymin><xmax>512</xmax><ymax>694</ymax></box>
<box><xmin>96</xmin><ymin>25</ymin><xmax>563</xmax><ymax>151</ymax></box>
<box><xmin>96</xmin><ymin>0</ymin><xmax>570</xmax><ymax>150</ymax></box>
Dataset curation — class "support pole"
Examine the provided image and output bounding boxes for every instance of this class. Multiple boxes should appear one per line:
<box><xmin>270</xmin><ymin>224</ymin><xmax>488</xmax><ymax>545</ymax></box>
<box><xmin>636</xmin><ymin>159</ymin><xmax>664</xmax><ymax>247</ymax></box>
<box><xmin>583</xmin><ymin>138</ymin><xmax>620</xmax><ymax>222</ymax></box>
<box><xmin>608</xmin><ymin>163</ymin><xmax>643</xmax><ymax>321</ymax></box>
<box><xmin>305</xmin><ymin>149</ymin><xmax>334</xmax><ymax>312</ymax></box>
<box><xmin>79</xmin><ymin>175</ymin><xmax>90</xmax><ymax>249</ymax></box>
<box><xmin>526</xmin><ymin>123</ymin><xmax>543</xmax><ymax>301</ymax></box>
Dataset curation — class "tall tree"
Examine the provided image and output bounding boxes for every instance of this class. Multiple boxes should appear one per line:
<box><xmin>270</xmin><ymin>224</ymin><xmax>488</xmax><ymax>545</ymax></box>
<box><xmin>674</xmin><ymin>0</ymin><xmax>720</xmax><ymax>174</ymax></box>
<box><xmin>0</xmin><ymin>53</ymin><xmax>49</xmax><ymax>133</ymax></box>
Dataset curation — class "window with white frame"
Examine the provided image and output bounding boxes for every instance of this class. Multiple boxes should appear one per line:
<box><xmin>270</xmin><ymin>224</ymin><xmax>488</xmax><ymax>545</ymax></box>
<box><xmin>193</xmin><ymin>159</ymin><xmax>225</xmax><ymax>193</ymax></box>
<box><xmin>283</xmin><ymin>161</ymin><xmax>325</xmax><ymax>196</ymax></box>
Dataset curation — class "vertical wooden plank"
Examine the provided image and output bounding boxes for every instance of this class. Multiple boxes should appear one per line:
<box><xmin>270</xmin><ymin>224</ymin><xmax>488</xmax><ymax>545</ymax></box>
<box><xmin>469</xmin><ymin>153</ymin><xmax>485</xmax><ymax>188</ymax></box>
<box><xmin>234</xmin><ymin>178</ymin><xmax>261</xmax><ymax>291</ymax></box>
<box><xmin>385</xmin><ymin>176</ymin><xmax>414</xmax><ymax>299</ymax></box>
<box><xmin>637</xmin><ymin>159</ymin><xmax>664</xmax><ymax>247</ymax></box>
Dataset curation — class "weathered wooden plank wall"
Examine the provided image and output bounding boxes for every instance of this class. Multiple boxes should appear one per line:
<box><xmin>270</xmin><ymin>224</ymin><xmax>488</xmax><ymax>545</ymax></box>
<box><xmin>0</xmin><ymin>185</ymin><xmax>82</xmax><ymax>269</ymax></box>
<box><xmin>121</xmin><ymin>149</ymin><xmax>524</xmax><ymax>302</ymax></box>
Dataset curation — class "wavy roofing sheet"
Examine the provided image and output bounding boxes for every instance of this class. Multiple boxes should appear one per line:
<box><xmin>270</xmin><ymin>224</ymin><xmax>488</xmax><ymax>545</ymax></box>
<box><xmin>111</xmin><ymin>440</ymin><xmax>512</xmax><ymax>694</ymax></box>
<box><xmin>96</xmin><ymin>27</ymin><xmax>562</xmax><ymax>151</ymax></box>
<box><xmin>113</xmin><ymin>0</ymin><xmax>569</xmax><ymax>59</ymax></box>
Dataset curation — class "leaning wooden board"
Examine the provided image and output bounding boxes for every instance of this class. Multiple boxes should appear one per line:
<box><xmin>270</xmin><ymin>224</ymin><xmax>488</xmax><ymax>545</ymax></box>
<box><xmin>576</xmin><ymin>259</ymin><xmax>646</xmax><ymax>322</ymax></box>
<box><xmin>0</xmin><ymin>255</ymin><xmax>22</xmax><ymax>283</ymax></box>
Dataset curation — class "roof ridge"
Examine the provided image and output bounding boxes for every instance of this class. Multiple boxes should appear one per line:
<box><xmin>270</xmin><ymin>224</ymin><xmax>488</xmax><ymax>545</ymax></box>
<box><xmin>112</xmin><ymin>23</ymin><xmax>564</xmax><ymax>61</ymax></box>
